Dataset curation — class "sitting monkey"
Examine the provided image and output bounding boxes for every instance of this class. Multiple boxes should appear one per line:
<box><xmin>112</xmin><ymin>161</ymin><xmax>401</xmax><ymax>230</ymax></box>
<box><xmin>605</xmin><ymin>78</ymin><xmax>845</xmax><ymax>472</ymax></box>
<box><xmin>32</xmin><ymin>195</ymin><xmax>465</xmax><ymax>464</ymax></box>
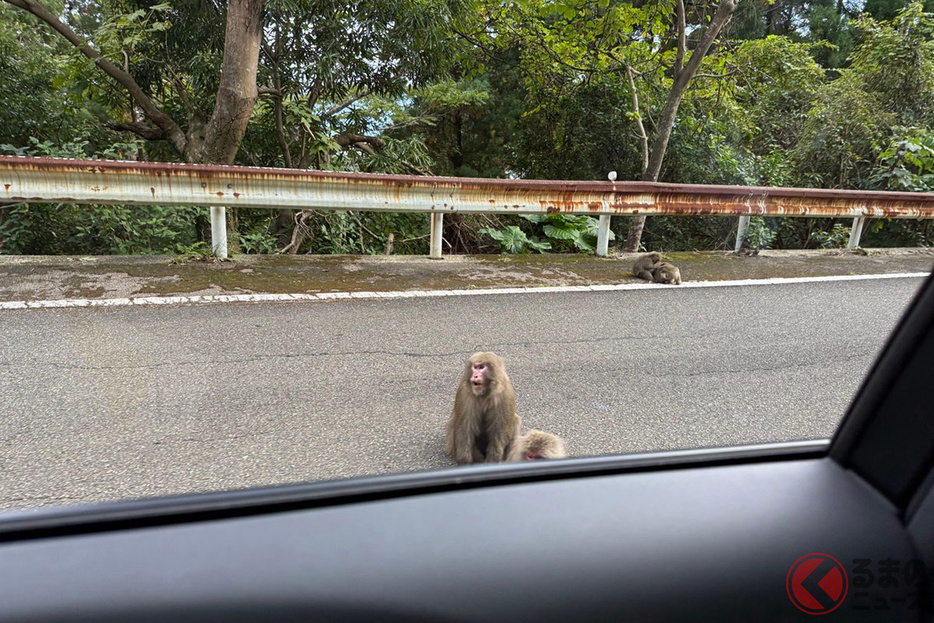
<box><xmin>632</xmin><ymin>253</ymin><xmax>661</xmax><ymax>281</ymax></box>
<box><xmin>445</xmin><ymin>352</ymin><xmax>519</xmax><ymax>464</ymax></box>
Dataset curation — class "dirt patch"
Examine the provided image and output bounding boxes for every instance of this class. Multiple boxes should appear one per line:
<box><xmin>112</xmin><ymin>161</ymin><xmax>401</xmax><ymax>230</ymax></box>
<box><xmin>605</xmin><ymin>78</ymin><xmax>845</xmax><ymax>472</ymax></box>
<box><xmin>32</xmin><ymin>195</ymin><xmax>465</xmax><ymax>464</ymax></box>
<box><xmin>0</xmin><ymin>249</ymin><xmax>931</xmax><ymax>302</ymax></box>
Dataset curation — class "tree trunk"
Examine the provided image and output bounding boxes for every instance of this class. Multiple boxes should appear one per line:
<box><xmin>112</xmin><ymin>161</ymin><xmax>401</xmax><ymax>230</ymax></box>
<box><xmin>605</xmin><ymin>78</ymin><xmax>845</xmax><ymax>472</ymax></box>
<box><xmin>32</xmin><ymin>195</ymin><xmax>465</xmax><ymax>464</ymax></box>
<box><xmin>275</xmin><ymin>209</ymin><xmax>296</xmax><ymax>246</ymax></box>
<box><xmin>4</xmin><ymin>0</ymin><xmax>268</xmax><ymax>257</ymax></box>
<box><xmin>196</xmin><ymin>0</ymin><xmax>265</xmax><ymax>165</ymax></box>
<box><xmin>624</xmin><ymin>0</ymin><xmax>737</xmax><ymax>252</ymax></box>
<box><xmin>194</xmin><ymin>0</ymin><xmax>266</xmax><ymax>254</ymax></box>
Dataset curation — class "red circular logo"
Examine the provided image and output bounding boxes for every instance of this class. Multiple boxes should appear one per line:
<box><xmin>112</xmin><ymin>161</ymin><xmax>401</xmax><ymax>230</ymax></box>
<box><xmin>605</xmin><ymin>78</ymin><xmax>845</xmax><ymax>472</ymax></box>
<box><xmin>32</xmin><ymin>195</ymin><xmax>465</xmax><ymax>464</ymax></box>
<box><xmin>787</xmin><ymin>553</ymin><xmax>848</xmax><ymax>615</ymax></box>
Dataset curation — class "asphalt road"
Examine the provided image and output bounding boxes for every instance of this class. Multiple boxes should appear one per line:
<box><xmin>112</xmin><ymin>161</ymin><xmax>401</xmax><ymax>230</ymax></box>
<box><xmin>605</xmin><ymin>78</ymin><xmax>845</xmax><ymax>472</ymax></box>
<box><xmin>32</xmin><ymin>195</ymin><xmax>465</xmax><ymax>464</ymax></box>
<box><xmin>0</xmin><ymin>276</ymin><xmax>925</xmax><ymax>510</ymax></box>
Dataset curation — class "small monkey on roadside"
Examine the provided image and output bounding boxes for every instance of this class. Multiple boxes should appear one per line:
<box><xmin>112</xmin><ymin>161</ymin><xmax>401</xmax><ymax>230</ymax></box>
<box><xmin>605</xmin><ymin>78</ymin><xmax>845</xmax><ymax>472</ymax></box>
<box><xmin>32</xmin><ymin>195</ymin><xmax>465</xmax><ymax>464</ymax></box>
<box><xmin>632</xmin><ymin>253</ymin><xmax>661</xmax><ymax>281</ymax></box>
<box><xmin>444</xmin><ymin>352</ymin><xmax>519</xmax><ymax>464</ymax></box>
<box><xmin>652</xmin><ymin>262</ymin><xmax>683</xmax><ymax>285</ymax></box>
<box><xmin>507</xmin><ymin>429</ymin><xmax>567</xmax><ymax>461</ymax></box>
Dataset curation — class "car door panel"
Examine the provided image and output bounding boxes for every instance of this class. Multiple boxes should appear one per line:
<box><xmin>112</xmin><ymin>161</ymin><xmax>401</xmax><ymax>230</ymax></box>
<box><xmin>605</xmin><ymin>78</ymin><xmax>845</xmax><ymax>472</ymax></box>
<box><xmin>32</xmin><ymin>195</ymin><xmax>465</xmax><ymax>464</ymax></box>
<box><xmin>0</xmin><ymin>455</ymin><xmax>920</xmax><ymax>622</ymax></box>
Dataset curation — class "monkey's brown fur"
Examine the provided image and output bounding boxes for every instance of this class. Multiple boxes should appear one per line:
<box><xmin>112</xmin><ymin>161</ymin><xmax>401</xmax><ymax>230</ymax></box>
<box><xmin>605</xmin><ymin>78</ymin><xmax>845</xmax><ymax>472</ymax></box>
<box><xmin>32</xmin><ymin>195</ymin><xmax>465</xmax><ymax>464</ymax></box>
<box><xmin>632</xmin><ymin>253</ymin><xmax>661</xmax><ymax>281</ymax></box>
<box><xmin>444</xmin><ymin>352</ymin><xmax>519</xmax><ymax>464</ymax></box>
<box><xmin>507</xmin><ymin>429</ymin><xmax>567</xmax><ymax>461</ymax></box>
<box><xmin>652</xmin><ymin>262</ymin><xmax>683</xmax><ymax>285</ymax></box>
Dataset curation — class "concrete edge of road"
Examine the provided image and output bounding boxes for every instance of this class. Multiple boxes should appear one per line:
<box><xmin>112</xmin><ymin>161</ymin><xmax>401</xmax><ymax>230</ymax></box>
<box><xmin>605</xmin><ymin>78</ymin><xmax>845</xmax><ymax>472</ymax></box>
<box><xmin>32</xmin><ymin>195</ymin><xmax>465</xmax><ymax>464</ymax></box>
<box><xmin>0</xmin><ymin>272</ymin><xmax>928</xmax><ymax>311</ymax></box>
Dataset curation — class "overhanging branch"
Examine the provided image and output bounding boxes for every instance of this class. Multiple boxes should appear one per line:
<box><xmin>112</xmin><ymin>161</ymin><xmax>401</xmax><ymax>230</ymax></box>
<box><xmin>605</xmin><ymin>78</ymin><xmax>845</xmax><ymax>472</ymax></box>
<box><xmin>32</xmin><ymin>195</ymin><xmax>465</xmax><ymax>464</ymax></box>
<box><xmin>334</xmin><ymin>133</ymin><xmax>386</xmax><ymax>152</ymax></box>
<box><xmin>109</xmin><ymin>121</ymin><xmax>168</xmax><ymax>140</ymax></box>
<box><xmin>2</xmin><ymin>0</ymin><xmax>188</xmax><ymax>156</ymax></box>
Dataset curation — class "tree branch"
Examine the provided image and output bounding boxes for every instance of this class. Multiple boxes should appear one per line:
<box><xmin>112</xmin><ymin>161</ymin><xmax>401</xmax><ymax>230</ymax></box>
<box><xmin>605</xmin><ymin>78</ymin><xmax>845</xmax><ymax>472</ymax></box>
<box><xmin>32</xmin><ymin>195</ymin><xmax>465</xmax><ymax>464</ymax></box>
<box><xmin>625</xmin><ymin>64</ymin><xmax>649</xmax><ymax>176</ymax></box>
<box><xmin>626</xmin><ymin>0</ymin><xmax>737</xmax><ymax>252</ymax></box>
<box><xmin>352</xmin><ymin>142</ymin><xmax>377</xmax><ymax>156</ymax></box>
<box><xmin>402</xmin><ymin>160</ymin><xmax>433</xmax><ymax>176</ymax></box>
<box><xmin>277</xmin><ymin>210</ymin><xmax>312</xmax><ymax>254</ymax></box>
<box><xmin>645</xmin><ymin>0</ymin><xmax>737</xmax><ymax>182</ymax></box>
<box><xmin>320</xmin><ymin>89</ymin><xmax>371</xmax><ymax>120</ymax></box>
<box><xmin>109</xmin><ymin>121</ymin><xmax>168</xmax><ymax>140</ymax></box>
<box><xmin>168</xmin><ymin>73</ymin><xmax>207</xmax><ymax>124</ymax></box>
<box><xmin>2</xmin><ymin>0</ymin><xmax>188</xmax><ymax>156</ymax></box>
<box><xmin>334</xmin><ymin>133</ymin><xmax>386</xmax><ymax>151</ymax></box>
<box><xmin>680</xmin><ymin>0</ymin><xmax>737</xmax><ymax>88</ymax></box>
<box><xmin>693</xmin><ymin>69</ymin><xmax>740</xmax><ymax>79</ymax></box>
<box><xmin>349</xmin><ymin>211</ymin><xmax>381</xmax><ymax>243</ymax></box>
<box><xmin>272</xmin><ymin>75</ymin><xmax>292</xmax><ymax>167</ymax></box>
<box><xmin>675</xmin><ymin>0</ymin><xmax>686</xmax><ymax>75</ymax></box>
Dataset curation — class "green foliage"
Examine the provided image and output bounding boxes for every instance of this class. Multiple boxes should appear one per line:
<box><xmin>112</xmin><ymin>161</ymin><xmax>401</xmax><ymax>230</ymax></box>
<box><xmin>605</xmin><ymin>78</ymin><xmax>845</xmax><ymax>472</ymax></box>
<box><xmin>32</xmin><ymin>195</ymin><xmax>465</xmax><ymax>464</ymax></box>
<box><xmin>732</xmin><ymin>36</ymin><xmax>825</xmax><ymax>153</ymax></box>
<box><xmin>746</xmin><ymin>217</ymin><xmax>776</xmax><ymax>250</ymax></box>
<box><xmin>0</xmin><ymin>201</ymin><xmax>202</xmax><ymax>255</ymax></box>
<box><xmin>238</xmin><ymin>231</ymin><xmax>280</xmax><ymax>255</ymax></box>
<box><xmin>412</xmin><ymin>75</ymin><xmax>523</xmax><ymax>178</ymax></box>
<box><xmin>171</xmin><ymin>241</ymin><xmax>214</xmax><ymax>263</ymax></box>
<box><xmin>521</xmin><ymin>214</ymin><xmax>611</xmax><ymax>252</ymax></box>
<box><xmin>791</xmin><ymin>4</ymin><xmax>934</xmax><ymax>188</ymax></box>
<box><xmin>632</xmin><ymin>216</ymin><xmax>736</xmax><ymax>252</ymax></box>
<box><xmin>515</xmin><ymin>79</ymin><xmax>643</xmax><ymax>181</ymax></box>
<box><xmin>807</xmin><ymin>5</ymin><xmax>855</xmax><ymax>69</ymax></box>
<box><xmin>793</xmin><ymin>79</ymin><xmax>895</xmax><ymax>187</ymax></box>
<box><xmin>0</xmin><ymin>3</ymin><xmax>117</xmax><ymax>152</ymax></box>
<box><xmin>862</xmin><ymin>218</ymin><xmax>934</xmax><ymax>246</ymax></box>
<box><xmin>871</xmin><ymin>133</ymin><xmax>934</xmax><ymax>190</ymax></box>
<box><xmin>95</xmin><ymin>2</ymin><xmax>173</xmax><ymax>57</ymax></box>
<box><xmin>0</xmin><ymin>140</ymin><xmax>200</xmax><ymax>255</ymax></box>
<box><xmin>810</xmin><ymin>223</ymin><xmax>851</xmax><ymax>248</ymax></box>
<box><xmin>663</xmin><ymin>120</ymin><xmax>759</xmax><ymax>186</ymax></box>
<box><xmin>865</xmin><ymin>0</ymin><xmax>934</xmax><ymax>21</ymax></box>
<box><xmin>5</xmin><ymin>0</ymin><xmax>934</xmax><ymax>256</ymax></box>
<box><xmin>339</xmin><ymin>136</ymin><xmax>434</xmax><ymax>174</ymax></box>
<box><xmin>849</xmin><ymin>4</ymin><xmax>934</xmax><ymax>126</ymax></box>
<box><xmin>756</xmin><ymin>149</ymin><xmax>796</xmax><ymax>187</ymax></box>
<box><xmin>479</xmin><ymin>225</ymin><xmax>551</xmax><ymax>253</ymax></box>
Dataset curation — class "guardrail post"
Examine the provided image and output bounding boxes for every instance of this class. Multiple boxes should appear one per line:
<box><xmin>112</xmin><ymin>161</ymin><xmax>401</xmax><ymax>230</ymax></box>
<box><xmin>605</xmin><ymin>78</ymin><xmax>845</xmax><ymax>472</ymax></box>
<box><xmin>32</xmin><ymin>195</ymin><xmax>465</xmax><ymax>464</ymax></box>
<box><xmin>430</xmin><ymin>212</ymin><xmax>444</xmax><ymax>259</ymax></box>
<box><xmin>847</xmin><ymin>217</ymin><xmax>866</xmax><ymax>250</ymax></box>
<box><xmin>734</xmin><ymin>215</ymin><xmax>750</xmax><ymax>253</ymax></box>
<box><xmin>210</xmin><ymin>206</ymin><xmax>228</xmax><ymax>259</ymax></box>
<box><xmin>596</xmin><ymin>215</ymin><xmax>611</xmax><ymax>257</ymax></box>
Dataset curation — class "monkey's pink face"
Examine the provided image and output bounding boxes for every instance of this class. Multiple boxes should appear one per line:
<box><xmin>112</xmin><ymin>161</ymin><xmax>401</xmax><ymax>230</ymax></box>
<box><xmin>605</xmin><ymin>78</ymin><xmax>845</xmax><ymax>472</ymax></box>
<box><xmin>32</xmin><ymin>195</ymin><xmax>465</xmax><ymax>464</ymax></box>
<box><xmin>469</xmin><ymin>363</ymin><xmax>489</xmax><ymax>396</ymax></box>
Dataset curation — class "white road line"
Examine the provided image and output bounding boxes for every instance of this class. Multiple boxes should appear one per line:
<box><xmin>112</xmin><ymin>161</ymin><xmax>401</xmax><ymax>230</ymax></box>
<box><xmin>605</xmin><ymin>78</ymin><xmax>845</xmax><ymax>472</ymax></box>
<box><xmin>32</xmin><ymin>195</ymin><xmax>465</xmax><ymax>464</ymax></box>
<box><xmin>0</xmin><ymin>272</ymin><xmax>927</xmax><ymax>311</ymax></box>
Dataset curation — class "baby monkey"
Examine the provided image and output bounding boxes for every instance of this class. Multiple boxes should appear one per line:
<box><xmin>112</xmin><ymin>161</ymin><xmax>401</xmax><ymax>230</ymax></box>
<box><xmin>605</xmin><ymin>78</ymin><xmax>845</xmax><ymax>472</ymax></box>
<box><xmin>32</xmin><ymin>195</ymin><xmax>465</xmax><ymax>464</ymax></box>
<box><xmin>507</xmin><ymin>429</ymin><xmax>567</xmax><ymax>461</ymax></box>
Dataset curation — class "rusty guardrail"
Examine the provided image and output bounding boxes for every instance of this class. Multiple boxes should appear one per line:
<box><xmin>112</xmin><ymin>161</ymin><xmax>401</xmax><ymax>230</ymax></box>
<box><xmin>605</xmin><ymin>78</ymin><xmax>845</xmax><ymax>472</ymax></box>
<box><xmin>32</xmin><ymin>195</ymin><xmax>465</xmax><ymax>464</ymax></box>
<box><xmin>3</xmin><ymin>156</ymin><xmax>934</xmax><ymax>258</ymax></box>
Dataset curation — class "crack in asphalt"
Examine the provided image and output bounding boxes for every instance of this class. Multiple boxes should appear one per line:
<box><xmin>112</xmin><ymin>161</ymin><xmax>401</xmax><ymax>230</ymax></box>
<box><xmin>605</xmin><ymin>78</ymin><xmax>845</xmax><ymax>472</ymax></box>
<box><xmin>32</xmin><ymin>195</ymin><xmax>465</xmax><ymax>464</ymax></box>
<box><xmin>0</xmin><ymin>333</ymin><xmax>732</xmax><ymax>371</ymax></box>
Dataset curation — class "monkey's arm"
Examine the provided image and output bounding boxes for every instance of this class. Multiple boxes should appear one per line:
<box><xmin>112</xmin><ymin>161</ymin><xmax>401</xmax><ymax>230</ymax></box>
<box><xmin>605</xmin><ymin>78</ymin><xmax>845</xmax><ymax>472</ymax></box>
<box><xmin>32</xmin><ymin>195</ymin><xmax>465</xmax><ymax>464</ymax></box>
<box><xmin>446</xmin><ymin>390</ymin><xmax>479</xmax><ymax>464</ymax></box>
<box><xmin>484</xmin><ymin>395</ymin><xmax>518</xmax><ymax>463</ymax></box>
<box><xmin>484</xmin><ymin>438</ymin><xmax>509</xmax><ymax>463</ymax></box>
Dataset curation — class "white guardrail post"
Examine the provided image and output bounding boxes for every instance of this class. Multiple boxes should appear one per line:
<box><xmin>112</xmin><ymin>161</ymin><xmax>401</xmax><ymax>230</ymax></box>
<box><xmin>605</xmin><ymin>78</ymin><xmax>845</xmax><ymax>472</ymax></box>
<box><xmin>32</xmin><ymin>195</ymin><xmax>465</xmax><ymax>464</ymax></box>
<box><xmin>847</xmin><ymin>217</ymin><xmax>866</xmax><ymax>250</ymax></box>
<box><xmin>596</xmin><ymin>215</ymin><xmax>611</xmax><ymax>257</ymax></box>
<box><xmin>210</xmin><ymin>206</ymin><xmax>228</xmax><ymax>259</ymax></box>
<box><xmin>734</xmin><ymin>215</ymin><xmax>750</xmax><ymax>253</ymax></box>
<box><xmin>596</xmin><ymin>171</ymin><xmax>616</xmax><ymax>258</ymax></box>
<box><xmin>430</xmin><ymin>212</ymin><xmax>444</xmax><ymax>259</ymax></box>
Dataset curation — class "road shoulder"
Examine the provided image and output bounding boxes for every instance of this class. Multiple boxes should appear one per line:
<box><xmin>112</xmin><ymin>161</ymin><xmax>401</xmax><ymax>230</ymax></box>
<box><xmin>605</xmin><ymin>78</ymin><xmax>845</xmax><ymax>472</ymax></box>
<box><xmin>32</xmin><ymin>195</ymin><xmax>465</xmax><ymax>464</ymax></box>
<box><xmin>0</xmin><ymin>248</ymin><xmax>931</xmax><ymax>304</ymax></box>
